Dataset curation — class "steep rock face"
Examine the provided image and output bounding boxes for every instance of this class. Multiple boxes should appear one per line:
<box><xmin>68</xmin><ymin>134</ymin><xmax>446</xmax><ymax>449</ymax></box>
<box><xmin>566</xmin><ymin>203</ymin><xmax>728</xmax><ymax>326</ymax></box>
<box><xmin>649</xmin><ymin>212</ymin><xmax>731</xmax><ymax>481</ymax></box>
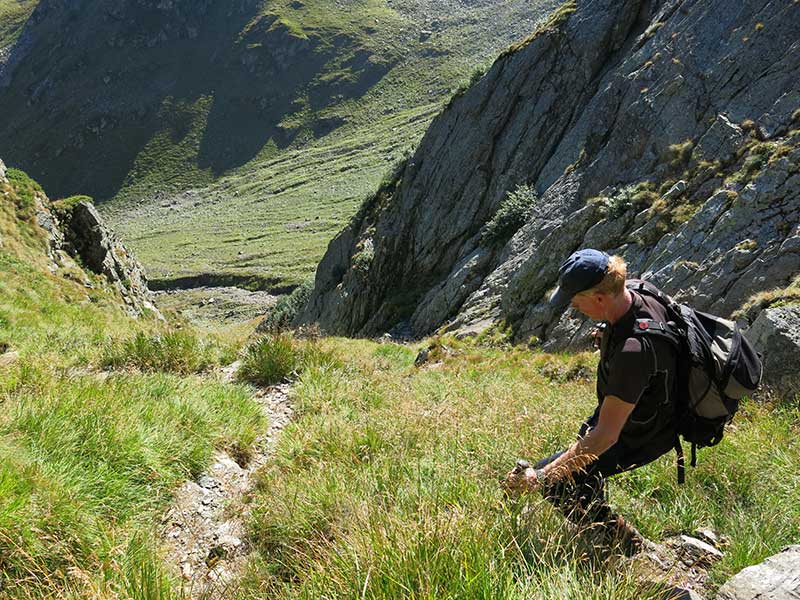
<box><xmin>13</xmin><ymin>172</ymin><xmax>160</xmax><ymax>317</ymax></box>
<box><xmin>60</xmin><ymin>201</ymin><xmax>157</xmax><ymax>316</ymax></box>
<box><xmin>299</xmin><ymin>0</ymin><xmax>800</xmax><ymax>352</ymax></box>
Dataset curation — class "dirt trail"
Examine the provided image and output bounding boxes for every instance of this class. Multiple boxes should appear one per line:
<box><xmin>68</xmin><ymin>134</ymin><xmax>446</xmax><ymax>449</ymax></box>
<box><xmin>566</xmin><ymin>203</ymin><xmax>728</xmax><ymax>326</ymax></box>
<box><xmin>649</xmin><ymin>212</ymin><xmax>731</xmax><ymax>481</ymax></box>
<box><xmin>160</xmin><ymin>363</ymin><xmax>293</xmax><ymax>598</ymax></box>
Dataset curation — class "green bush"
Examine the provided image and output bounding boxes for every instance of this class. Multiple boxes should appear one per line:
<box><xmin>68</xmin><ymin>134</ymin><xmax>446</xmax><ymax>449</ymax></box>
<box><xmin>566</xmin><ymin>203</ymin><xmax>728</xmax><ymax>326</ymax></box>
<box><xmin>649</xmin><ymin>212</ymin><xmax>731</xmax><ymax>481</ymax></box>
<box><xmin>101</xmin><ymin>330</ymin><xmax>218</xmax><ymax>374</ymax></box>
<box><xmin>238</xmin><ymin>334</ymin><xmax>341</xmax><ymax>386</ymax></box>
<box><xmin>591</xmin><ymin>182</ymin><xmax>658</xmax><ymax>219</ymax></box>
<box><xmin>482</xmin><ymin>184</ymin><xmax>538</xmax><ymax>244</ymax></box>
<box><xmin>238</xmin><ymin>334</ymin><xmax>299</xmax><ymax>386</ymax></box>
<box><xmin>259</xmin><ymin>279</ymin><xmax>314</xmax><ymax>333</ymax></box>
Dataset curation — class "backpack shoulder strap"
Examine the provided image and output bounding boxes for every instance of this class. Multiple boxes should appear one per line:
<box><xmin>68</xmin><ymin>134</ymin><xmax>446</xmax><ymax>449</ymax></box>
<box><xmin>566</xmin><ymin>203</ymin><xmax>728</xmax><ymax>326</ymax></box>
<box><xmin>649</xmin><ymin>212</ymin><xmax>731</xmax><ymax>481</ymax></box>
<box><xmin>630</xmin><ymin>318</ymin><xmax>682</xmax><ymax>348</ymax></box>
<box><xmin>626</xmin><ymin>279</ymin><xmax>676</xmax><ymax>308</ymax></box>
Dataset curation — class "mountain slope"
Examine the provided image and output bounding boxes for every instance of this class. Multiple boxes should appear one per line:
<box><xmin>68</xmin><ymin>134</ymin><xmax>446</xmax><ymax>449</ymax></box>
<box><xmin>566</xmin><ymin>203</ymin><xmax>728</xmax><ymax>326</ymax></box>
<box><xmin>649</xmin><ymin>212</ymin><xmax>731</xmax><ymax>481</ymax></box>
<box><xmin>0</xmin><ymin>161</ymin><xmax>265</xmax><ymax>598</ymax></box>
<box><xmin>297</xmin><ymin>0</ymin><xmax>800</xmax><ymax>345</ymax></box>
<box><xmin>0</xmin><ymin>0</ymin><xmax>562</xmax><ymax>290</ymax></box>
<box><xmin>0</xmin><ymin>0</ymin><xmax>560</xmax><ymax>203</ymax></box>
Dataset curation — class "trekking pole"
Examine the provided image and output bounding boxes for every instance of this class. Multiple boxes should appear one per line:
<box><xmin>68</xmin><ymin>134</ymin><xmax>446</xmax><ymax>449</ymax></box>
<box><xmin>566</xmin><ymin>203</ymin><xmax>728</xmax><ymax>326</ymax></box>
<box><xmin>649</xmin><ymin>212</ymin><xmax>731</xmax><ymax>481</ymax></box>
<box><xmin>511</xmin><ymin>459</ymin><xmax>530</xmax><ymax>475</ymax></box>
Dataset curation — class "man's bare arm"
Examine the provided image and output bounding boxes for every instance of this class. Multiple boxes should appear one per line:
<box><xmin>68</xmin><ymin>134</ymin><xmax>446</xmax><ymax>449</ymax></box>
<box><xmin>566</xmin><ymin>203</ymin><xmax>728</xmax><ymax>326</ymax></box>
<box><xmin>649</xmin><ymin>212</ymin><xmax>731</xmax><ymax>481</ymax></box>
<box><xmin>539</xmin><ymin>395</ymin><xmax>635</xmax><ymax>481</ymax></box>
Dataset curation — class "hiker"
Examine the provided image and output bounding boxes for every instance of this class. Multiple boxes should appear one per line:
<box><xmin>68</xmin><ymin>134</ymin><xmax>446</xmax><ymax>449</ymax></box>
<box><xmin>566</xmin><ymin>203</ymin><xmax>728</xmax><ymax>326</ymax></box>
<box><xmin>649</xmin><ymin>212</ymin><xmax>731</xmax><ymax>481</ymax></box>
<box><xmin>503</xmin><ymin>249</ymin><xmax>680</xmax><ymax>552</ymax></box>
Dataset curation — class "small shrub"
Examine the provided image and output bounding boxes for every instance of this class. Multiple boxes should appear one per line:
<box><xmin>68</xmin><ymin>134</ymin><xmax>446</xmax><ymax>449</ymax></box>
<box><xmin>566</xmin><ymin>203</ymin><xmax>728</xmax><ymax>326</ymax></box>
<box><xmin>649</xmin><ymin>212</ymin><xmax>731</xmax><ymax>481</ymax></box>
<box><xmin>663</xmin><ymin>140</ymin><xmax>694</xmax><ymax>170</ymax></box>
<box><xmin>259</xmin><ymin>279</ymin><xmax>314</xmax><ymax>333</ymax></box>
<box><xmin>482</xmin><ymin>184</ymin><xmax>538</xmax><ymax>244</ymax></box>
<box><xmin>351</xmin><ymin>238</ymin><xmax>374</xmax><ymax>273</ymax></box>
<box><xmin>101</xmin><ymin>330</ymin><xmax>216</xmax><ymax>374</ymax></box>
<box><xmin>238</xmin><ymin>334</ymin><xmax>298</xmax><ymax>386</ymax></box>
<box><xmin>592</xmin><ymin>182</ymin><xmax>657</xmax><ymax>219</ymax></box>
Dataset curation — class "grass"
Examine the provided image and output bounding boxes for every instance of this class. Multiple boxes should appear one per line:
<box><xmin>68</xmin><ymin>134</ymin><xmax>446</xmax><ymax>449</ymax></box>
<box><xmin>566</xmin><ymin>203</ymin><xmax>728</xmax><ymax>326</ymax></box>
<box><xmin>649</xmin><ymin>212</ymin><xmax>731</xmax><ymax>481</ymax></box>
<box><xmin>238</xmin><ymin>333</ymin><xmax>340</xmax><ymax>386</ymax></box>
<box><xmin>0</xmin><ymin>0</ymin><xmax>37</xmax><ymax>48</ymax></box>
<box><xmin>1</xmin><ymin>169</ymin><xmax>266</xmax><ymax>598</ymax></box>
<box><xmin>237</xmin><ymin>337</ymin><xmax>800</xmax><ymax>599</ymax></box>
<box><xmin>101</xmin><ymin>329</ymin><xmax>235</xmax><ymax>374</ymax></box>
<box><xmin>4</xmin><ymin>166</ymin><xmax>800</xmax><ymax>597</ymax></box>
<box><xmin>733</xmin><ymin>274</ymin><xmax>800</xmax><ymax>323</ymax></box>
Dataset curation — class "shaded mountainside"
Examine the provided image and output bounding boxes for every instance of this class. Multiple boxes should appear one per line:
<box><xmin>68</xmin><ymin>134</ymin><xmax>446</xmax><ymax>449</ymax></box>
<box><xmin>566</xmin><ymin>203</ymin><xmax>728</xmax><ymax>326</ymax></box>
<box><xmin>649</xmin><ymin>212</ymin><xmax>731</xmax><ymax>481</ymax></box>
<box><xmin>298</xmin><ymin>0</ymin><xmax>800</xmax><ymax>347</ymax></box>
<box><xmin>0</xmin><ymin>0</ymin><xmax>561</xmax><ymax>204</ymax></box>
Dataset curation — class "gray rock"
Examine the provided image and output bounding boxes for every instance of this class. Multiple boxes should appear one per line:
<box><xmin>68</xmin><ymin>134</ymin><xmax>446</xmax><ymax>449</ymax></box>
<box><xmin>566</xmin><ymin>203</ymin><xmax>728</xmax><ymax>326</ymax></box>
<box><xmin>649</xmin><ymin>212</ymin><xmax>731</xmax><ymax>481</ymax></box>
<box><xmin>663</xmin><ymin>180</ymin><xmax>688</xmax><ymax>201</ymax></box>
<box><xmin>745</xmin><ymin>306</ymin><xmax>800</xmax><ymax>398</ymax></box>
<box><xmin>694</xmin><ymin>114</ymin><xmax>746</xmax><ymax>164</ymax></box>
<box><xmin>716</xmin><ymin>545</ymin><xmax>800</xmax><ymax>600</ymax></box>
<box><xmin>22</xmin><ymin>196</ymin><xmax>163</xmax><ymax>319</ymax></box>
<box><xmin>298</xmin><ymin>0</ymin><xmax>800</xmax><ymax>346</ymax></box>
<box><xmin>0</xmin><ymin>158</ymin><xmax>6</xmax><ymax>183</ymax></box>
<box><xmin>672</xmin><ymin>535</ymin><xmax>724</xmax><ymax>567</ymax></box>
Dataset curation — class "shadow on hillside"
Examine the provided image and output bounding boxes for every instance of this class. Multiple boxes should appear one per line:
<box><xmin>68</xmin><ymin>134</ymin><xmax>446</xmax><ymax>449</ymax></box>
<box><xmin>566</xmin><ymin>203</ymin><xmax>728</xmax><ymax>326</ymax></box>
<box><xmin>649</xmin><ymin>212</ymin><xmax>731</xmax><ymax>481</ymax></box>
<box><xmin>0</xmin><ymin>0</ymin><xmax>394</xmax><ymax>201</ymax></box>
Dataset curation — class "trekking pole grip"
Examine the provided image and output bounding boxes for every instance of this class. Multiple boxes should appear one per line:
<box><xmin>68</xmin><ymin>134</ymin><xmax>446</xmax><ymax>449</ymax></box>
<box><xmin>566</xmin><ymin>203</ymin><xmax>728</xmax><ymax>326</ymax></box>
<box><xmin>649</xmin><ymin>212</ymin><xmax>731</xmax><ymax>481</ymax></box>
<box><xmin>512</xmin><ymin>459</ymin><xmax>530</xmax><ymax>475</ymax></box>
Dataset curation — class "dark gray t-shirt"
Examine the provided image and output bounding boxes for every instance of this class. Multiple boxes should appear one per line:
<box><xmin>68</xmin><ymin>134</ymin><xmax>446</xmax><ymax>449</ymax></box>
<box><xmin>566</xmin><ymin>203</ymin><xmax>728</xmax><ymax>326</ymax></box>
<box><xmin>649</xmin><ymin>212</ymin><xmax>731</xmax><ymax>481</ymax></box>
<box><xmin>596</xmin><ymin>284</ymin><xmax>677</xmax><ymax>448</ymax></box>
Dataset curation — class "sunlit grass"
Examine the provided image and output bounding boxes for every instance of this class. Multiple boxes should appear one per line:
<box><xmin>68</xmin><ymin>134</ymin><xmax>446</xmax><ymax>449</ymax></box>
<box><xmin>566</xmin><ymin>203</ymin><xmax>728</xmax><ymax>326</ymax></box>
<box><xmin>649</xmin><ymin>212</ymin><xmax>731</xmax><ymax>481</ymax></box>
<box><xmin>239</xmin><ymin>337</ymin><xmax>800</xmax><ymax>599</ymax></box>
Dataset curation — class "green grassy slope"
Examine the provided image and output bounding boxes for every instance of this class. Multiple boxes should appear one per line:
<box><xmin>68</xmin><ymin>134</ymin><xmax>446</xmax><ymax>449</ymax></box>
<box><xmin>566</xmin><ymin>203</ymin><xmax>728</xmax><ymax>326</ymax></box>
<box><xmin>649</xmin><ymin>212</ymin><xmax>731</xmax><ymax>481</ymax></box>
<box><xmin>106</xmin><ymin>102</ymin><xmax>438</xmax><ymax>287</ymax></box>
<box><xmin>0</xmin><ymin>170</ymin><xmax>265</xmax><ymax>598</ymax></box>
<box><xmin>2</xmin><ymin>167</ymin><xmax>798</xmax><ymax>598</ymax></box>
<box><xmin>238</xmin><ymin>336</ymin><xmax>800</xmax><ymax>598</ymax></box>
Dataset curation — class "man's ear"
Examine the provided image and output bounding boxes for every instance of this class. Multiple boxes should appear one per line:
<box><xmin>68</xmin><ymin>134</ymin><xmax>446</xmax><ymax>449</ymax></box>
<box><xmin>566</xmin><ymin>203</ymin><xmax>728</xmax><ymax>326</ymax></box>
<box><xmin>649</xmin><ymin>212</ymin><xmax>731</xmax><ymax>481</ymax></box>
<box><xmin>592</xmin><ymin>292</ymin><xmax>609</xmax><ymax>307</ymax></box>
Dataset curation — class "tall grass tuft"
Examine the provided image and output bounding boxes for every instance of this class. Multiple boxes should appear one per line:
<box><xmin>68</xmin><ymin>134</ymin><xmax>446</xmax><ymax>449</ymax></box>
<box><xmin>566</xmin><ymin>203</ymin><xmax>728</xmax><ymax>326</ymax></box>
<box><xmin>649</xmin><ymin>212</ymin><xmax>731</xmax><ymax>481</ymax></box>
<box><xmin>238</xmin><ymin>334</ymin><xmax>341</xmax><ymax>386</ymax></box>
<box><xmin>101</xmin><ymin>329</ymin><xmax>229</xmax><ymax>374</ymax></box>
<box><xmin>239</xmin><ymin>334</ymin><xmax>299</xmax><ymax>386</ymax></box>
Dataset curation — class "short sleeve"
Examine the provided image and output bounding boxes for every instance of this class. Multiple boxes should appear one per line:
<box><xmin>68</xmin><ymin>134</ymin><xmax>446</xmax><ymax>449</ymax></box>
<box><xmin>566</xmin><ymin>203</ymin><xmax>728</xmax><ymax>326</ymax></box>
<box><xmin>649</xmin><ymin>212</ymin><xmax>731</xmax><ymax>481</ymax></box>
<box><xmin>603</xmin><ymin>337</ymin><xmax>653</xmax><ymax>405</ymax></box>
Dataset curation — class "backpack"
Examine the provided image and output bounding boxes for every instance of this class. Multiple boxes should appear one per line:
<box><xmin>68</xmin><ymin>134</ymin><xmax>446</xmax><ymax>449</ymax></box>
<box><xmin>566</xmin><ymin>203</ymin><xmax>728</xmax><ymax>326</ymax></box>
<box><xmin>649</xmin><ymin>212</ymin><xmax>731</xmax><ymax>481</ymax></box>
<box><xmin>626</xmin><ymin>280</ymin><xmax>764</xmax><ymax>483</ymax></box>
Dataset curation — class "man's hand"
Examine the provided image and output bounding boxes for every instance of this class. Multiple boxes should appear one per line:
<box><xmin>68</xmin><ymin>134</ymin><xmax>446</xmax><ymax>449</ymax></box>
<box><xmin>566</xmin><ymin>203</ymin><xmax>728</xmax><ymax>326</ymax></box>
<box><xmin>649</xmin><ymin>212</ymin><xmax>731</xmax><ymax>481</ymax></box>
<box><xmin>501</xmin><ymin>466</ymin><xmax>541</xmax><ymax>497</ymax></box>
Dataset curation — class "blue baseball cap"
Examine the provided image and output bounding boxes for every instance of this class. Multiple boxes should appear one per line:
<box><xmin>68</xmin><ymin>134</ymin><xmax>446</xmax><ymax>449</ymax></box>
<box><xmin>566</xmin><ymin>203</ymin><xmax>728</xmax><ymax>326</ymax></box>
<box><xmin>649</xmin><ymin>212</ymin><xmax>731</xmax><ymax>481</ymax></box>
<box><xmin>548</xmin><ymin>249</ymin><xmax>610</xmax><ymax>310</ymax></box>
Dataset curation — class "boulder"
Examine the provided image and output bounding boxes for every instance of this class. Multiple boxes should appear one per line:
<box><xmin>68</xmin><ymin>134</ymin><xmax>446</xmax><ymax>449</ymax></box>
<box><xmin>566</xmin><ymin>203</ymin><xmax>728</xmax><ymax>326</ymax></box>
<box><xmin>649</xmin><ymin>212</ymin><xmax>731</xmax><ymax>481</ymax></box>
<box><xmin>745</xmin><ymin>306</ymin><xmax>800</xmax><ymax>398</ymax></box>
<box><xmin>716</xmin><ymin>545</ymin><xmax>800</xmax><ymax>600</ymax></box>
<box><xmin>671</xmin><ymin>535</ymin><xmax>724</xmax><ymax>568</ymax></box>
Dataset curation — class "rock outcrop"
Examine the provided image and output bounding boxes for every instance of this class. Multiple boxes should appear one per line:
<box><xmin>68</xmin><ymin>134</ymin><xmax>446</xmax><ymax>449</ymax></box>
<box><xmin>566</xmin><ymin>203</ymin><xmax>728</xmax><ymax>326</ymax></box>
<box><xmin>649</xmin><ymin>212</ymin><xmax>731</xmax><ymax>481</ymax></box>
<box><xmin>716</xmin><ymin>545</ymin><xmax>800</xmax><ymax>600</ymax></box>
<box><xmin>299</xmin><ymin>0</ymin><xmax>800</xmax><ymax>359</ymax></box>
<box><xmin>4</xmin><ymin>160</ymin><xmax>159</xmax><ymax>317</ymax></box>
<box><xmin>746</xmin><ymin>306</ymin><xmax>800</xmax><ymax>397</ymax></box>
<box><xmin>58</xmin><ymin>200</ymin><xmax>158</xmax><ymax>317</ymax></box>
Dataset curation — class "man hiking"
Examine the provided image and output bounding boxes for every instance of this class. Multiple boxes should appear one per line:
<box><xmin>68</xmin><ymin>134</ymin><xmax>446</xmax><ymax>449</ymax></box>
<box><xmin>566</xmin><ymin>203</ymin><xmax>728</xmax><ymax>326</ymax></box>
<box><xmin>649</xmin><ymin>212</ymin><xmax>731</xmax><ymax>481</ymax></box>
<box><xmin>504</xmin><ymin>249</ymin><xmax>680</xmax><ymax>553</ymax></box>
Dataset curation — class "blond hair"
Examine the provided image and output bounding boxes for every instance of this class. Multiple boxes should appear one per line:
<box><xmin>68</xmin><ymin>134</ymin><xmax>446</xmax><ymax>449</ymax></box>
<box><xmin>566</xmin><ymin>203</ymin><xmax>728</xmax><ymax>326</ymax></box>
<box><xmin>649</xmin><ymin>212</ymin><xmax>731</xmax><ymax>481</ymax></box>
<box><xmin>576</xmin><ymin>255</ymin><xmax>627</xmax><ymax>297</ymax></box>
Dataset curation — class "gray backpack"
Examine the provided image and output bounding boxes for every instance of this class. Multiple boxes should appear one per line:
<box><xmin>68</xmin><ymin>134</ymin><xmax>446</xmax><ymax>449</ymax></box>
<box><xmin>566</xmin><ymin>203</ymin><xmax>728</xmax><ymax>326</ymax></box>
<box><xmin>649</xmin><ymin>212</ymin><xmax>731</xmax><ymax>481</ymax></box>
<box><xmin>627</xmin><ymin>281</ymin><xmax>763</xmax><ymax>483</ymax></box>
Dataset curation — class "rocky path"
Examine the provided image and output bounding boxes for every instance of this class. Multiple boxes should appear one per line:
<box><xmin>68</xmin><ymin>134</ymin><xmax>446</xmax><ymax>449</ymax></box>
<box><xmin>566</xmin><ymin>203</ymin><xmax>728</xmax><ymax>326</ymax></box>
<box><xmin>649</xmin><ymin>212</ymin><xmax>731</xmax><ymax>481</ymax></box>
<box><xmin>160</xmin><ymin>363</ymin><xmax>293</xmax><ymax>598</ymax></box>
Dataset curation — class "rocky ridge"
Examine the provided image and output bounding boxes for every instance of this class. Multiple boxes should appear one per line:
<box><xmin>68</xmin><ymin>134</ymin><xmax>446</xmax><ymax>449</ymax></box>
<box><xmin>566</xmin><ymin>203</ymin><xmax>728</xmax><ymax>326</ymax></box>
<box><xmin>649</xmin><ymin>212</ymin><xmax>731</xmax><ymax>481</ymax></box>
<box><xmin>2</xmin><ymin>157</ymin><xmax>158</xmax><ymax>317</ymax></box>
<box><xmin>298</xmin><ymin>0</ymin><xmax>800</xmax><ymax>362</ymax></box>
